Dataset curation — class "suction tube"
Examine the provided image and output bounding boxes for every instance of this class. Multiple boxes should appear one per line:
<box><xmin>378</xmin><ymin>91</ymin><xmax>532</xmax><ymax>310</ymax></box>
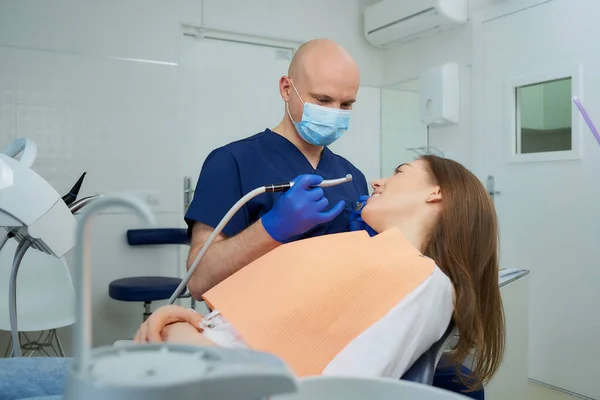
<box><xmin>9</xmin><ymin>240</ymin><xmax>32</xmax><ymax>357</ymax></box>
<box><xmin>3</xmin><ymin>192</ymin><xmax>103</xmax><ymax>358</ymax></box>
<box><xmin>167</xmin><ymin>174</ymin><xmax>353</xmax><ymax>304</ymax></box>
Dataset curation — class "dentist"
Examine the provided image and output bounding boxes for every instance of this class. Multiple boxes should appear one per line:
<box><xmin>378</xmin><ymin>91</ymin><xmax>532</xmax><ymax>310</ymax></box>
<box><xmin>184</xmin><ymin>39</ymin><xmax>369</xmax><ymax>298</ymax></box>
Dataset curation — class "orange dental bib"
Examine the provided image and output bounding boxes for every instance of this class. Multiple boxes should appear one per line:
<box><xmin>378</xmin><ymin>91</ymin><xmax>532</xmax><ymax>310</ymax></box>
<box><xmin>203</xmin><ymin>228</ymin><xmax>435</xmax><ymax>376</ymax></box>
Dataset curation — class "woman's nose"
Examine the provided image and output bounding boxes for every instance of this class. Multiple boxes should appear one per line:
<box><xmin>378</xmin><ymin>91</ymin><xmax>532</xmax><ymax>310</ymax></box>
<box><xmin>371</xmin><ymin>178</ymin><xmax>385</xmax><ymax>191</ymax></box>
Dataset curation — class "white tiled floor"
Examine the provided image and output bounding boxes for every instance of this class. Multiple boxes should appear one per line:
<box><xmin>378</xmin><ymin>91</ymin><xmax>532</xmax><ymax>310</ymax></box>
<box><xmin>528</xmin><ymin>382</ymin><xmax>581</xmax><ymax>400</ymax></box>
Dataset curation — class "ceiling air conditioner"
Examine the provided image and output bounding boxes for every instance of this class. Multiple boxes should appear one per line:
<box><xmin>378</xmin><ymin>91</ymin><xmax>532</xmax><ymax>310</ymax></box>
<box><xmin>364</xmin><ymin>0</ymin><xmax>468</xmax><ymax>48</ymax></box>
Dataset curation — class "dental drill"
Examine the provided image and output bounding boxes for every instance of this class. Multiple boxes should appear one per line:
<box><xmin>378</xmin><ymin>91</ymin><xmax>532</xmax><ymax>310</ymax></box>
<box><xmin>167</xmin><ymin>174</ymin><xmax>353</xmax><ymax>304</ymax></box>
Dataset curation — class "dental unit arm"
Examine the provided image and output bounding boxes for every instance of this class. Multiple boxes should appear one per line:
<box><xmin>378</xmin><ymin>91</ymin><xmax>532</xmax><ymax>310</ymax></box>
<box><xmin>66</xmin><ymin>195</ymin><xmax>300</xmax><ymax>400</ymax></box>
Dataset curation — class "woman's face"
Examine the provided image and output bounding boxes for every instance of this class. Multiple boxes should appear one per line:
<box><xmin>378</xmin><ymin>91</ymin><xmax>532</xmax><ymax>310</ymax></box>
<box><xmin>361</xmin><ymin>159</ymin><xmax>442</xmax><ymax>232</ymax></box>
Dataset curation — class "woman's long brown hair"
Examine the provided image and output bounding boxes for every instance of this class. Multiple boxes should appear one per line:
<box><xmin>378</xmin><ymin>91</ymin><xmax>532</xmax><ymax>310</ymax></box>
<box><xmin>420</xmin><ymin>155</ymin><xmax>505</xmax><ymax>389</ymax></box>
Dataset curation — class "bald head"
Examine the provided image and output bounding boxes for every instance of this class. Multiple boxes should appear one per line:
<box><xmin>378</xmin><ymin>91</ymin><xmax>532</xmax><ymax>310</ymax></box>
<box><xmin>280</xmin><ymin>39</ymin><xmax>360</xmax><ymax>127</ymax></box>
<box><xmin>288</xmin><ymin>39</ymin><xmax>359</xmax><ymax>84</ymax></box>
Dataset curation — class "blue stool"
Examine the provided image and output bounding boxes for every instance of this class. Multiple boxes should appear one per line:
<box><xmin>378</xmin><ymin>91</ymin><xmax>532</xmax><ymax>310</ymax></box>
<box><xmin>108</xmin><ymin>228</ymin><xmax>193</xmax><ymax>321</ymax></box>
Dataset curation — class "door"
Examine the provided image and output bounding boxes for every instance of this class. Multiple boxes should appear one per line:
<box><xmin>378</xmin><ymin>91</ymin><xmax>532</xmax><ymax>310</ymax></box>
<box><xmin>472</xmin><ymin>1</ymin><xmax>600</xmax><ymax>398</ymax></box>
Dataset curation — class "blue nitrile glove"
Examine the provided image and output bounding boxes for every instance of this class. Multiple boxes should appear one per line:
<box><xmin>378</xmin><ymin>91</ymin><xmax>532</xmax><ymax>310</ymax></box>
<box><xmin>349</xmin><ymin>195</ymin><xmax>378</xmax><ymax>237</ymax></box>
<box><xmin>261</xmin><ymin>174</ymin><xmax>345</xmax><ymax>243</ymax></box>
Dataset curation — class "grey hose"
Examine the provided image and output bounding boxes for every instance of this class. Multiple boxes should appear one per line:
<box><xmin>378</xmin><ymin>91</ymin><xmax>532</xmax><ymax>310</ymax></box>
<box><xmin>9</xmin><ymin>240</ymin><xmax>32</xmax><ymax>357</ymax></box>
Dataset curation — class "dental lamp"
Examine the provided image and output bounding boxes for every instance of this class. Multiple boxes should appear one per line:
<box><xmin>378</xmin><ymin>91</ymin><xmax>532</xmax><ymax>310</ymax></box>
<box><xmin>1</xmin><ymin>138</ymin><xmax>101</xmax><ymax>357</ymax></box>
<box><xmin>0</xmin><ymin>139</ymin><xmax>76</xmax><ymax>258</ymax></box>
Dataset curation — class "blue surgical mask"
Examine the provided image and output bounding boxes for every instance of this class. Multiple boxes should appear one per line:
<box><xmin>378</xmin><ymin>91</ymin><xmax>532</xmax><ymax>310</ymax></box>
<box><xmin>286</xmin><ymin>79</ymin><xmax>351</xmax><ymax>146</ymax></box>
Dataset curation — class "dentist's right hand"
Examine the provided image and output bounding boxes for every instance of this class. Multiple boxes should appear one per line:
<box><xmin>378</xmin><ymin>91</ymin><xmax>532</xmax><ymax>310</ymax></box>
<box><xmin>261</xmin><ymin>174</ymin><xmax>345</xmax><ymax>243</ymax></box>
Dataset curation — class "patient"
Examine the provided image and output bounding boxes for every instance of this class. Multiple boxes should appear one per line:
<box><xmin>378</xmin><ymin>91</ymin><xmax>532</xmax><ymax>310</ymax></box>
<box><xmin>0</xmin><ymin>156</ymin><xmax>504</xmax><ymax>399</ymax></box>
<box><xmin>133</xmin><ymin>155</ymin><xmax>505</xmax><ymax>388</ymax></box>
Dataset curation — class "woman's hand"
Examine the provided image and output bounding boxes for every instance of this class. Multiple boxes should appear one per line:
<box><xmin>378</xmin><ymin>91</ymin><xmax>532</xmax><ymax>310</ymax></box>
<box><xmin>133</xmin><ymin>305</ymin><xmax>204</xmax><ymax>343</ymax></box>
<box><xmin>160</xmin><ymin>322</ymin><xmax>218</xmax><ymax>347</ymax></box>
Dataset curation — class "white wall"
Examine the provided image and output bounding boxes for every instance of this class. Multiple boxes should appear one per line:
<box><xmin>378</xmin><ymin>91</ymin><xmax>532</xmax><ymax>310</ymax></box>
<box><xmin>202</xmin><ymin>0</ymin><xmax>384</xmax><ymax>87</ymax></box>
<box><xmin>330</xmin><ymin>86</ymin><xmax>382</xmax><ymax>186</ymax></box>
<box><xmin>381</xmin><ymin>0</ymin><xmax>508</xmax><ymax>167</ymax></box>
<box><xmin>380</xmin><ymin>88</ymin><xmax>427</xmax><ymax>175</ymax></box>
<box><xmin>0</xmin><ymin>0</ymin><xmax>383</xmax><ymax>354</ymax></box>
<box><xmin>382</xmin><ymin>28</ymin><xmax>471</xmax><ymax>165</ymax></box>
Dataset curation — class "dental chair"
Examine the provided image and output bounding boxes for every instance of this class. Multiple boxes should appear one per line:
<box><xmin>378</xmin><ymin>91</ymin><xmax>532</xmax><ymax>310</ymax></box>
<box><xmin>400</xmin><ymin>323</ymin><xmax>485</xmax><ymax>399</ymax></box>
<box><xmin>401</xmin><ymin>322</ymin><xmax>455</xmax><ymax>384</ymax></box>
<box><xmin>400</xmin><ymin>321</ymin><xmax>484</xmax><ymax>399</ymax></box>
<box><xmin>108</xmin><ymin>228</ymin><xmax>194</xmax><ymax>321</ymax></box>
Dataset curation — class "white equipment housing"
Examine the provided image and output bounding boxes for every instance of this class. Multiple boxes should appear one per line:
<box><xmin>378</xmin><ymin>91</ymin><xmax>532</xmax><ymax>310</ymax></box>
<box><xmin>419</xmin><ymin>62</ymin><xmax>461</xmax><ymax>127</ymax></box>
<box><xmin>363</xmin><ymin>0</ymin><xmax>468</xmax><ymax>48</ymax></box>
<box><xmin>0</xmin><ymin>153</ymin><xmax>76</xmax><ymax>258</ymax></box>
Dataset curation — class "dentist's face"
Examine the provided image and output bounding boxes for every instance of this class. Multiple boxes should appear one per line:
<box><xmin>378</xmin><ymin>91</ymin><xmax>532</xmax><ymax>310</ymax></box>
<box><xmin>280</xmin><ymin>39</ymin><xmax>360</xmax><ymax>126</ymax></box>
<box><xmin>362</xmin><ymin>160</ymin><xmax>442</xmax><ymax>232</ymax></box>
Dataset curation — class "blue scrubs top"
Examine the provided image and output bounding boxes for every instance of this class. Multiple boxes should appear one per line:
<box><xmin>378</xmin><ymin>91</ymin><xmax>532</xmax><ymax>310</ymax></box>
<box><xmin>185</xmin><ymin>129</ymin><xmax>369</xmax><ymax>239</ymax></box>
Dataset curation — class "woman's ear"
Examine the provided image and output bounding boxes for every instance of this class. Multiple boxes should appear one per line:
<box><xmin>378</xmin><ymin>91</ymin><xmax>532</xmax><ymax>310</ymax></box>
<box><xmin>425</xmin><ymin>187</ymin><xmax>442</xmax><ymax>203</ymax></box>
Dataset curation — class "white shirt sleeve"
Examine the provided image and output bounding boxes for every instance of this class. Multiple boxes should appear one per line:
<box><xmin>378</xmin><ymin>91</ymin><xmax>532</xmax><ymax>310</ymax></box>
<box><xmin>321</xmin><ymin>266</ymin><xmax>454</xmax><ymax>379</ymax></box>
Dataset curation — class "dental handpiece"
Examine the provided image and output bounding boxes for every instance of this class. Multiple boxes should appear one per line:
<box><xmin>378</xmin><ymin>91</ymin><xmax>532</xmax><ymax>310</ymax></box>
<box><xmin>264</xmin><ymin>174</ymin><xmax>353</xmax><ymax>193</ymax></box>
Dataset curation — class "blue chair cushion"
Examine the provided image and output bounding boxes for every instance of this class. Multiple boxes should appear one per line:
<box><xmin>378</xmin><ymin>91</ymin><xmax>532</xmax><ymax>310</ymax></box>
<box><xmin>108</xmin><ymin>276</ymin><xmax>183</xmax><ymax>302</ymax></box>
<box><xmin>127</xmin><ymin>229</ymin><xmax>190</xmax><ymax>246</ymax></box>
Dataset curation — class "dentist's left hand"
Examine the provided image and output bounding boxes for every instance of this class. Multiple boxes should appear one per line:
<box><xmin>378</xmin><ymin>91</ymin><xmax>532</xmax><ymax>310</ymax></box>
<box><xmin>133</xmin><ymin>305</ymin><xmax>204</xmax><ymax>343</ymax></box>
<box><xmin>349</xmin><ymin>195</ymin><xmax>378</xmax><ymax>236</ymax></box>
